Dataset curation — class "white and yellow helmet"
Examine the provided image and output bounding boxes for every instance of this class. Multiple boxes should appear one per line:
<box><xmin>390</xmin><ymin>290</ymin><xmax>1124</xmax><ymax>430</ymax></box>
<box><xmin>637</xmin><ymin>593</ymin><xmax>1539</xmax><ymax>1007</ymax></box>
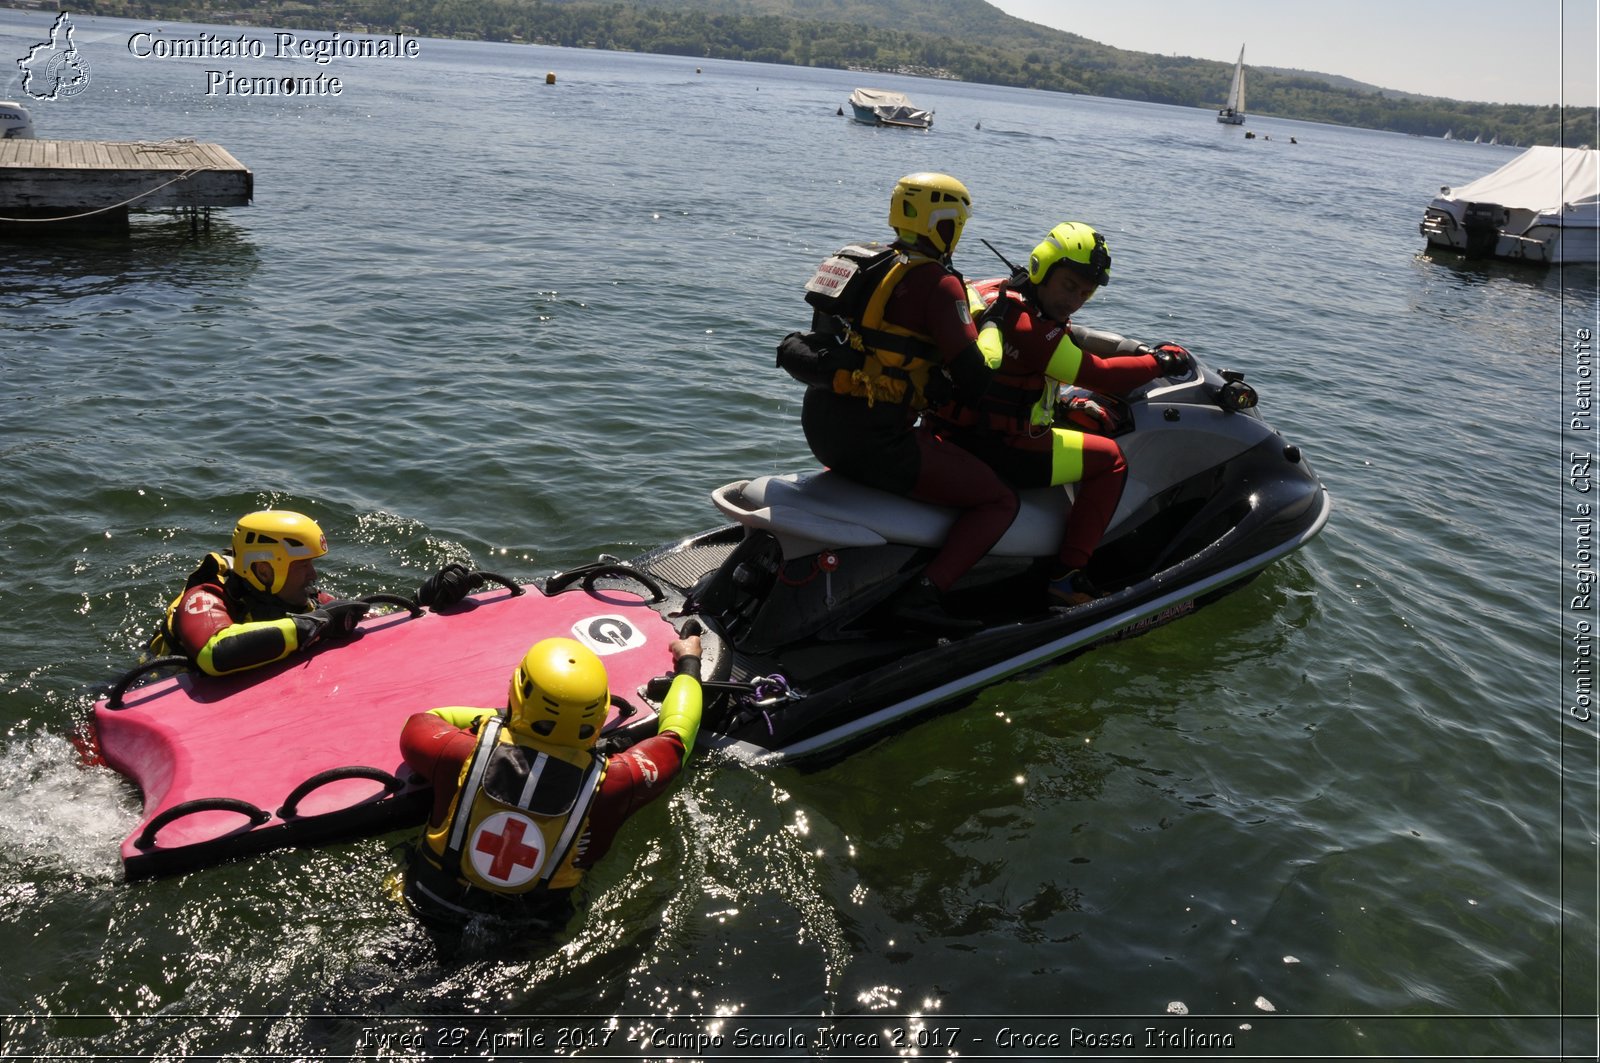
<box><xmin>231</xmin><ymin>510</ymin><xmax>327</xmax><ymax>595</ymax></box>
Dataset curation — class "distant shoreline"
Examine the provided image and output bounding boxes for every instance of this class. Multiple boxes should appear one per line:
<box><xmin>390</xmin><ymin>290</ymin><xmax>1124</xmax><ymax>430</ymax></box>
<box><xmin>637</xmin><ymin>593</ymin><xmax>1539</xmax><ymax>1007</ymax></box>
<box><xmin>11</xmin><ymin>0</ymin><xmax>1593</xmax><ymax>145</ymax></box>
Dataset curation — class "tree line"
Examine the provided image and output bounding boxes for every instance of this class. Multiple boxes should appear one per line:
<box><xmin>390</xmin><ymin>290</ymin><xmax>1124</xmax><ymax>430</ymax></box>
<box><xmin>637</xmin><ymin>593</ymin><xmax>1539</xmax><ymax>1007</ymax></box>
<box><xmin>76</xmin><ymin>0</ymin><xmax>1596</xmax><ymax>147</ymax></box>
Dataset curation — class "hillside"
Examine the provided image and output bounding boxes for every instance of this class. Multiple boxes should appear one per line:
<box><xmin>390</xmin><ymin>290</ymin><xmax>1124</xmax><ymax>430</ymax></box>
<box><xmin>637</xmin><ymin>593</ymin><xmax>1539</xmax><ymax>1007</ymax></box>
<box><xmin>73</xmin><ymin>0</ymin><xmax>1595</xmax><ymax>145</ymax></box>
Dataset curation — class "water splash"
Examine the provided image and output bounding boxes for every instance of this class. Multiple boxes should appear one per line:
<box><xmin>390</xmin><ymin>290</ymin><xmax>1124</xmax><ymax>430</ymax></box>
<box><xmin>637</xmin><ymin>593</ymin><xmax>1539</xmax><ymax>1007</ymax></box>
<box><xmin>0</xmin><ymin>728</ymin><xmax>139</xmax><ymax>883</ymax></box>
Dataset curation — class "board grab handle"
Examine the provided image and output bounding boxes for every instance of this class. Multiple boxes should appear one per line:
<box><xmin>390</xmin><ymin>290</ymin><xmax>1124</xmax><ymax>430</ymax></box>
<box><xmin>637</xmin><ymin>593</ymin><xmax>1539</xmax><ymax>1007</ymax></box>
<box><xmin>276</xmin><ymin>766</ymin><xmax>406</xmax><ymax>819</ymax></box>
<box><xmin>134</xmin><ymin>797</ymin><xmax>271</xmax><ymax>849</ymax></box>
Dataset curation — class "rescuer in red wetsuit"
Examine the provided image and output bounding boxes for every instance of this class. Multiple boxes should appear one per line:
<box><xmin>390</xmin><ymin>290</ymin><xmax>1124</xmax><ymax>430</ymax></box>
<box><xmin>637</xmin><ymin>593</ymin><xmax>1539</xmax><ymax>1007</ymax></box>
<box><xmin>941</xmin><ymin>222</ymin><xmax>1193</xmax><ymax>606</ymax></box>
<box><xmin>149</xmin><ymin>510</ymin><xmax>485</xmax><ymax>676</ymax></box>
<box><xmin>398</xmin><ymin>632</ymin><xmax>704</xmax><ymax>928</ymax></box>
<box><xmin>148</xmin><ymin>510</ymin><xmax>371</xmax><ymax>675</ymax></box>
<box><xmin>798</xmin><ymin>172</ymin><xmax>1017</xmax><ymax>626</ymax></box>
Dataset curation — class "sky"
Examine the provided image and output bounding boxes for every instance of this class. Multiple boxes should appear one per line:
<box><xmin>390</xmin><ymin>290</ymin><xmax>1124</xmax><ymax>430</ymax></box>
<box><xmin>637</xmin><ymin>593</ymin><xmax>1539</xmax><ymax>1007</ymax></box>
<box><xmin>988</xmin><ymin>0</ymin><xmax>1598</xmax><ymax>109</ymax></box>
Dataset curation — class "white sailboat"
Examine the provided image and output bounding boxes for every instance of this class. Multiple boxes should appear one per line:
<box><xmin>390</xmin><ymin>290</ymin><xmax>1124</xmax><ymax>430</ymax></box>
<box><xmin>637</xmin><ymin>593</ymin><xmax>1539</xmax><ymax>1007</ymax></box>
<box><xmin>1217</xmin><ymin>45</ymin><xmax>1246</xmax><ymax>124</ymax></box>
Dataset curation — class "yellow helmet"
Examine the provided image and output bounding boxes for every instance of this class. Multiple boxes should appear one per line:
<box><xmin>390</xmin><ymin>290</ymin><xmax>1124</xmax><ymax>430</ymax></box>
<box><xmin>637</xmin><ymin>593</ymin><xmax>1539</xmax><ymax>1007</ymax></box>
<box><xmin>1027</xmin><ymin>222</ymin><xmax>1111</xmax><ymax>287</ymax></box>
<box><xmin>889</xmin><ymin>172</ymin><xmax>971</xmax><ymax>256</ymax></box>
<box><xmin>231</xmin><ymin>510</ymin><xmax>327</xmax><ymax>595</ymax></box>
<box><xmin>507</xmin><ymin>638</ymin><xmax>609</xmax><ymax>751</ymax></box>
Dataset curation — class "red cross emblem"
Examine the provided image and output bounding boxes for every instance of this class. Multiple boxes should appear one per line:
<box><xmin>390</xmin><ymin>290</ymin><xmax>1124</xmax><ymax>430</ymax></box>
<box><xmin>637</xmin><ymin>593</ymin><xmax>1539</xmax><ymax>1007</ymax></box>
<box><xmin>469</xmin><ymin>811</ymin><xmax>545</xmax><ymax>886</ymax></box>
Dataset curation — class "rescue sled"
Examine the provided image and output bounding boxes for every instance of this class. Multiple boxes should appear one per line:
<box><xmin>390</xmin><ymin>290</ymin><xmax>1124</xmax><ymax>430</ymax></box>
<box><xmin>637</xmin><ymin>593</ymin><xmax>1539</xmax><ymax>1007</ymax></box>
<box><xmin>92</xmin><ymin>572</ymin><xmax>705</xmax><ymax>879</ymax></box>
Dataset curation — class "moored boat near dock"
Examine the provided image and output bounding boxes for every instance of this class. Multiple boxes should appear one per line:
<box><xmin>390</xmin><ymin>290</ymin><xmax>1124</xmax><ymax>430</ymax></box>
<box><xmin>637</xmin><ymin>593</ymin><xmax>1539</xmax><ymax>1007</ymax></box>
<box><xmin>1420</xmin><ymin>145</ymin><xmax>1599</xmax><ymax>264</ymax></box>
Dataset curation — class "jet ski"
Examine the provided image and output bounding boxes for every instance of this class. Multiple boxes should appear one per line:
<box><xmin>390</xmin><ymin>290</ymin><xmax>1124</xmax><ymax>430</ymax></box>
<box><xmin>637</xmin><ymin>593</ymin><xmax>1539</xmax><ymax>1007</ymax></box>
<box><xmin>600</xmin><ymin>348</ymin><xmax>1331</xmax><ymax>762</ymax></box>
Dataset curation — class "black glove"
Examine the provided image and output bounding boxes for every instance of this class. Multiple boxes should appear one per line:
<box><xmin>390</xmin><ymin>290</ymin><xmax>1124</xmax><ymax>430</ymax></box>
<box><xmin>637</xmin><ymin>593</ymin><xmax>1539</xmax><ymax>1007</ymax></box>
<box><xmin>312</xmin><ymin>599</ymin><xmax>370</xmax><ymax>640</ymax></box>
<box><xmin>417</xmin><ymin>563</ymin><xmax>485</xmax><ymax>609</ymax></box>
<box><xmin>946</xmin><ymin>343</ymin><xmax>991</xmax><ymax>405</ymax></box>
<box><xmin>1149</xmin><ymin>341</ymin><xmax>1192</xmax><ymax>377</ymax></box>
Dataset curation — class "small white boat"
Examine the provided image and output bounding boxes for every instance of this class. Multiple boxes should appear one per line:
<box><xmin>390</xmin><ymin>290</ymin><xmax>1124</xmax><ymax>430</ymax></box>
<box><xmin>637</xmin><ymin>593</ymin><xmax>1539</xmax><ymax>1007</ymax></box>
<box><xmin>0</xmin><ymin>100</ymin><xmax>37</xmax><ymax>139</ymax></box>
<box><xmin>1420</xmin><ymin>145</ymin><xmax>1599</xmax><ymax>265</ymax></box>
<box><xmin>847</xmin><ymin>88</ymin><xmax>933</xmax><ymax>130</ymax></box>
<box><xmin>1216</xmin><ymin>46</ymin><xmax>1246</xmax><ymax>125</ymax></box>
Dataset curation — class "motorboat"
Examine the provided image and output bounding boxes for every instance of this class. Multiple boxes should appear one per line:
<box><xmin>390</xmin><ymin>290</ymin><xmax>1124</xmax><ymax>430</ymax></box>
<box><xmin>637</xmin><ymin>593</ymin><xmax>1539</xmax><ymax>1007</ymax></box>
<box><xmin>847</xmin><ymin>88</ymin><xmax>933</xmax><ymax>130</ymax></box>
<box><xmin>1420</xmin><ymin>145</ymin><xmax>1599</xmax><ymax>265</ymax></box>
<box><xmin>1216</xmin><ymin>46</ymin><xmax>1246</xmax><ymax>125</ymax></box>
<box><xmin>89</xmin><ymin>345</ymin><xmax>1329</xmax><ymax>876</ymax></box>
<box><xmin>1</xmin><ymin>100</ymin><xmax>37</xmax><ymax>139</ymax></box>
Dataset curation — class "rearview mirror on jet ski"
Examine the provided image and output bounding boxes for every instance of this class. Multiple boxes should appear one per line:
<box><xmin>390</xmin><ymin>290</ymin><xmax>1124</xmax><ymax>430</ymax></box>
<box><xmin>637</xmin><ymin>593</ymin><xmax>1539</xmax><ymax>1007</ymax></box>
<box><xmin>1216</xmin><ymin>370</ymin><xmax>1259</xmax><ymax>412</ymax></box>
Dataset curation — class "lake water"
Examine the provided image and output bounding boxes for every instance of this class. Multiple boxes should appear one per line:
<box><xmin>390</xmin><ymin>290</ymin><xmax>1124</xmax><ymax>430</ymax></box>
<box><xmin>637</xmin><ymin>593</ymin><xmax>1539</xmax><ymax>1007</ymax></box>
<box><xmin>1</xmin><ymin>8</ymin><xmax>1596</xmax><ymax>1059</ymax></box>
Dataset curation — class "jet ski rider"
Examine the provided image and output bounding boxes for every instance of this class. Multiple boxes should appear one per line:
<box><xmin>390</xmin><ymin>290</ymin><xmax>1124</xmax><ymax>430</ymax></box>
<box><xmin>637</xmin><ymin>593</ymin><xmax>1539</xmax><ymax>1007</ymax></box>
<box><xmin>398</xmin><ymin>632</ymin><xmax>704</xmax><ymax>928</ymax></box>
<box><xmin>798</xmin><ymin>172</ymin><xmax>1017</xmax><ymax>626</ymax></box>
<box><xmin>149</xmin><ymin>509</ymin><xmax>482</xmax><ymax>676</ymax></box>
<box><xmin>938</xmin><ymin>222</ymin><xmax>1193</xmax><ymax>606</ymax></box>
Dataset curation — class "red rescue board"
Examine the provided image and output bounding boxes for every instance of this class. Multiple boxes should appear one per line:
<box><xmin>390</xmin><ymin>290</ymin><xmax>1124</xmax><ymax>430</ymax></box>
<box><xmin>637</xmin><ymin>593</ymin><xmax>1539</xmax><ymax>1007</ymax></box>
<box><xmin>92</xmin><ymin>584</ymin><xmax>677</xmax><ymax>879</ymax></box>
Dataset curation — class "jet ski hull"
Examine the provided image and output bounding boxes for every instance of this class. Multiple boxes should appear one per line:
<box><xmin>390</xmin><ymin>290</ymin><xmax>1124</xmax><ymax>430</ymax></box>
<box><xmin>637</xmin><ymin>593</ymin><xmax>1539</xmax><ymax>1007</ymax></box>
<box><xmin>631</xmin><ymin>455</ymin><xmax>1327</xmax><ymax>761</ymax></box>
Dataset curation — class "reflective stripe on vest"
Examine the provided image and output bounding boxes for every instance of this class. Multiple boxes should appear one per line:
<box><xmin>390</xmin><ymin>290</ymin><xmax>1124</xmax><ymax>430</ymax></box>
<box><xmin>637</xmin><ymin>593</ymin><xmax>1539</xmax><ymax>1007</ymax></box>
<box><xmin>437</xmin><ymin>717</ymin><xmax>607</xmax><ymax>894</ymax></box>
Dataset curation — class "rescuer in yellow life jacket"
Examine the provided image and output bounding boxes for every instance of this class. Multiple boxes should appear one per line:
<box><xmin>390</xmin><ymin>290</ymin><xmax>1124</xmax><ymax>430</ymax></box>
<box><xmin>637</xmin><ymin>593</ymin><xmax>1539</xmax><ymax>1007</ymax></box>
<box><xmin>795</xmin><ymin>172</ymin><xmax>1018</xmax><ymax>628</ymax></box>
<box><xmin>149</xmin><ymin>509</ymin><xmax>498</xmax><ymax>676</ymax></box>
<box><xmin>399</xmin><ymin>632</ymin><xmax>704</xmax><ymax>928</ymax></box>
<box><xmin>148</xmin><ymin>510</ymin><xmax>371</xmax><ymax>675</ymax></box>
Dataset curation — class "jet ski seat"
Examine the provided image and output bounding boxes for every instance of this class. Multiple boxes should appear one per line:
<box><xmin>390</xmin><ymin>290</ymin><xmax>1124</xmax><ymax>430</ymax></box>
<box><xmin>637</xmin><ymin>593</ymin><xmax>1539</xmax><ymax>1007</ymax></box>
<box><xmin>711</xmin><ymin>472</ymin><xmax>1071</xmax><ymax>559</ymax></box>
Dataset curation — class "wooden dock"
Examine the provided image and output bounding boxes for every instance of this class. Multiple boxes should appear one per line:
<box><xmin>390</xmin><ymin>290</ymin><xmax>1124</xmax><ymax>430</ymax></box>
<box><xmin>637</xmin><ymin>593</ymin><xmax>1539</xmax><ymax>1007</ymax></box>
<box><xmin>0</xmin><ymin>139</ymin><xmax>252</xmax><ymax>232</ymax></box>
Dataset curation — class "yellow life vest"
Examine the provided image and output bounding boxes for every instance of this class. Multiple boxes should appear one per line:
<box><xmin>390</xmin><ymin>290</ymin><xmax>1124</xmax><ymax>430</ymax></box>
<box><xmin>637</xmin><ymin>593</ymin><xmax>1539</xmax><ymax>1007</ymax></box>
<box><xmin>422</xmin><ymin>717</ymin><xmax>606</xmax><ymax>896</ymax></box>
<box><xmin>836</xmin><ymin>253</ymin><xmax>950</xmax><ymax>409</ymax></box>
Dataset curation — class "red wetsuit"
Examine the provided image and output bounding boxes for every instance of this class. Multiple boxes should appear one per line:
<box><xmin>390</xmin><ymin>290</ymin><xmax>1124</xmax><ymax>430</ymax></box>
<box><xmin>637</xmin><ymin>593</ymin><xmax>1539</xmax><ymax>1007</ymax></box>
<box><xmin>947</xmin><ymin>279</ymin><xmax>1168</xmax><ymax>572</ymax></box>
<box><xmin>802</xmin><ymin>257</ymin><xmax>1018</xmax><ymax>591</ymax></box>
<box><xmin>398</xmin><ymin>677</ymin><xmax>698</xmax><ymax>928</ymax></box>
<box><xmin>150</xmin><ymin>554</ymin><xmax>331</xmax><ymax>676</ymax></box>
